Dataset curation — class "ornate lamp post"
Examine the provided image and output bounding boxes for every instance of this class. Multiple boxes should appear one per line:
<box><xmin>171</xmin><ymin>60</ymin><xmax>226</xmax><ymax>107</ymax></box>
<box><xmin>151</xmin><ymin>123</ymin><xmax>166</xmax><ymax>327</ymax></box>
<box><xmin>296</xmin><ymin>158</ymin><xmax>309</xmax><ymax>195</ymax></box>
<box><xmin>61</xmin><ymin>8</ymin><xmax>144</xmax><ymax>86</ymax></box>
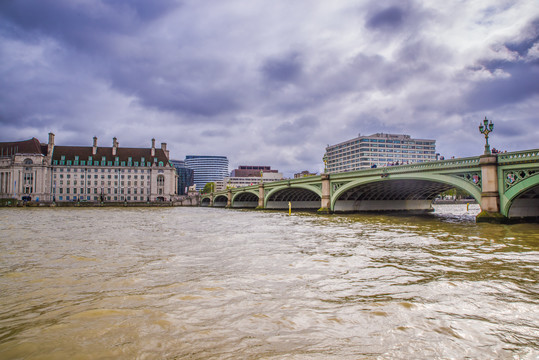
<box><xmin>323</xmin><ymin>154</ymin><xmax>328</xmax><ymax>173</ymax></box>
<box><xmin>478</xmin><ymin>116</ymin><xmax>494</xmax><ymax>155</ymax></box>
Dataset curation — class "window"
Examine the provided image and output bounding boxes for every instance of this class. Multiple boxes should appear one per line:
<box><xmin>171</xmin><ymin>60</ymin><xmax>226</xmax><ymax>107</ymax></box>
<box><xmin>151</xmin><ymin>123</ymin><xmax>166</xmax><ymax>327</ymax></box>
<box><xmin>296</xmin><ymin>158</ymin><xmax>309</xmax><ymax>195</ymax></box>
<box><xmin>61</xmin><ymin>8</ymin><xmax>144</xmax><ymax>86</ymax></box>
<box><xmin>157</xmin><ymin>175</ymin><xmax>165</xmax><ymax>186</ymax></box>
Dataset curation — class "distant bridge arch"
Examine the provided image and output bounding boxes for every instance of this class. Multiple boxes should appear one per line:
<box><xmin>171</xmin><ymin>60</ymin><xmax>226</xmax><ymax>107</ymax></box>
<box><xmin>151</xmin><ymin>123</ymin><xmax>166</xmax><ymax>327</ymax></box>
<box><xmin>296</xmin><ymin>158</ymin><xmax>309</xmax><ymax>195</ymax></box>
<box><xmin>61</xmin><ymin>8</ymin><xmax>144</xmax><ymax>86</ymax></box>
<box><xmin>200</xmin><ymin>197</ymin><xmax>211</xmax><ymax>206</ymax></box>
<box><xmin>213</xmin><ymin>194</ymin><xmax>228</xmax><ymax>207</ymax></box>
<box><xmin>232</xmin><ymin>190</ymin><xmax>259</xmax><ymax>208</ymax></box>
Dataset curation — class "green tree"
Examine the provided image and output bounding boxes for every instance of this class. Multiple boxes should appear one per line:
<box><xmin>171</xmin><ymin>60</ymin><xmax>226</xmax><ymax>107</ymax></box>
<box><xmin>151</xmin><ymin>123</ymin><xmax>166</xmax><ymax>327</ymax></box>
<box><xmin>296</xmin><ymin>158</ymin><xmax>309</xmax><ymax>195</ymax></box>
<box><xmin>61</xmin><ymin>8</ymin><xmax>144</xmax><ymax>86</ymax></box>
<box><xmin>202</xmin><ymin>182</ymin><xmax>215</xmax><ymax>194</ymax></box>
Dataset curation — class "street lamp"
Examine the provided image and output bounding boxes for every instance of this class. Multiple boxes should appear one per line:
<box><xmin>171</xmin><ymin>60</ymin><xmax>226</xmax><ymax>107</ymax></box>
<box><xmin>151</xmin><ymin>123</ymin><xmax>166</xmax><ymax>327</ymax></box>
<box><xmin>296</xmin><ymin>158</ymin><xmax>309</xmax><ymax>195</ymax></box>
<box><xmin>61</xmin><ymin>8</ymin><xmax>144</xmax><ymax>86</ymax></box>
<box><xmin>323</xmin><ymin>154</ymin><xmax>328</xmax><ymax>173</ymax></box>
<box><xmin>478</xmin><ymin>116</ymin><xmax>494</xmax><ymax>155</ymax></box>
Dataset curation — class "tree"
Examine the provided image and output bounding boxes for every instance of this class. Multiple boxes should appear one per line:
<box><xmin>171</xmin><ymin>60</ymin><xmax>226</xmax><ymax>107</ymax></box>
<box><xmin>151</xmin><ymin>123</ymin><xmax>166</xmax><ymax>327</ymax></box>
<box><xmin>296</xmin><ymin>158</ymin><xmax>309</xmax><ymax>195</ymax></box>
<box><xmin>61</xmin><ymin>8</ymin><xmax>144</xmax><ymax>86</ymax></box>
<box><xmin>202</xmin><ymin>182</ymin><xmax>215</xmax><ymax>194</ymax></box>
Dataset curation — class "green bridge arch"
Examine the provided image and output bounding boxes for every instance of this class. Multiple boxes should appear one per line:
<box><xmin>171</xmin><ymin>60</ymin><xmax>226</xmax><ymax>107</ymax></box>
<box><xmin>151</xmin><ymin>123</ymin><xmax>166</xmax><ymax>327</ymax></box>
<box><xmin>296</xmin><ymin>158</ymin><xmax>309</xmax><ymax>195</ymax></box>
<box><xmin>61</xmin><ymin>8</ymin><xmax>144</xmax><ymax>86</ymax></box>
<box><xmin>231</xmin><ymin>189</ymin><xmax>260</xmax><ymax>208</ymax></box>
<box><xmin>331</xmin><ymin>172</ymin><xmax>482</xmax><ymax>212</ymax></box>
<box><xmin>501</xmin><ymin>174</ymin><xmax>539</xmax><ymax>217</ymax></box>
<box><xmin>264</xmin><ymin>184</ymin><xmax>322</xmax><ymax>209</ymax></box>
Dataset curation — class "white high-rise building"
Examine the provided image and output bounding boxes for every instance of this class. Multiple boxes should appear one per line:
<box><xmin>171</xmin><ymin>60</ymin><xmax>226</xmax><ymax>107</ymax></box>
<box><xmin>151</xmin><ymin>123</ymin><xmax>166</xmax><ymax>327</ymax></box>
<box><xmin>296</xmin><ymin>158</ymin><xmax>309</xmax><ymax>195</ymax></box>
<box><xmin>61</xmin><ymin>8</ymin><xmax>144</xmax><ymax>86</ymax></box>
<box><xmin>324</xmin><ymin>133</ymin><xmax>436</xmax><ymax>173</ymax></box>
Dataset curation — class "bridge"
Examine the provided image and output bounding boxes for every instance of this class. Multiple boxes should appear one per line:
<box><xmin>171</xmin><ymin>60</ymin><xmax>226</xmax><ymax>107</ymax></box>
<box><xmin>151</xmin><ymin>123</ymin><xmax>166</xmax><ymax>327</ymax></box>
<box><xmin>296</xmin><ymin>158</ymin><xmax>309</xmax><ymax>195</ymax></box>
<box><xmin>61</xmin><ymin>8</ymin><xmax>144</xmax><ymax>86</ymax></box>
<box><xmin>201</xmin><ymin>149</ymin><xmax>539</xmax><ymax>222</ymax></box>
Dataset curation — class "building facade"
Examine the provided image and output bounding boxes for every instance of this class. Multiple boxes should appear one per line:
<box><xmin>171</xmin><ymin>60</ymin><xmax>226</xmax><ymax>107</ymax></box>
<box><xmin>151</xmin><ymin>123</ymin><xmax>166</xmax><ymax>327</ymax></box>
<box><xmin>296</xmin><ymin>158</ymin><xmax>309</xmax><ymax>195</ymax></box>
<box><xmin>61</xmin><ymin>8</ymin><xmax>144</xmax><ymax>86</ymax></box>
<box><xmin>184</xmin><ymin>155</ymin><xmax>229</xmax><ymax>191</ymax></box>
<box><xmin>0</xmin><ymin>137</ymin><xmax>52</xmax><ymax>201</ymax></box>
<box><xmin>324</xmin><ymin>133</ymin><xmax>436</xmax><ymax>173</ymax></box>
<box><xmin>1</xmin><ymin>134</ymin><xmax>177</xmax><ymax>202</ymax></box>
<box><xmin>230</xmin><ymin>165</ymin><xmax>279</xmax><ymax>177</ymax></box>
<box><xmin>170</xmin><ymin>159</ymin><xmax>194</xmax><ymax>196</ymax></box>
<box><xmin>294</xmin><ymin>170</ymin><xmax>317</xmax><ymax>178</ymax></box>
<box><xmin>218</xmin><ymin>172</ymin><xmax>284</xmax><ymax>190</ymax></box>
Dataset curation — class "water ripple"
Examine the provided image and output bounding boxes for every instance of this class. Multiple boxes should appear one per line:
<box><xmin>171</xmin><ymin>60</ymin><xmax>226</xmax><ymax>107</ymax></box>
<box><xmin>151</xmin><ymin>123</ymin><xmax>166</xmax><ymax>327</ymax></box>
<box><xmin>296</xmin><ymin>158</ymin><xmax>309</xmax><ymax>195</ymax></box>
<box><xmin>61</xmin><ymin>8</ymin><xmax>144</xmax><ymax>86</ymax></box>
<box><xmin>0</xmin><ymin>206</ymin><xmax>537</xmax><ymax>359</ymax></box>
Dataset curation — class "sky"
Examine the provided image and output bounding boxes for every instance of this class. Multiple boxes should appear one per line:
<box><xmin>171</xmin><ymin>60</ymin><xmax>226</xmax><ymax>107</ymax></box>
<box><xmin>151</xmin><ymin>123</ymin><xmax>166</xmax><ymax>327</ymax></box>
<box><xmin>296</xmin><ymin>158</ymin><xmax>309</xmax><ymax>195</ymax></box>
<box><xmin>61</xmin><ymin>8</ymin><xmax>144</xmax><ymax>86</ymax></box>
<box><xmin>1</xmin><ymin>0</ymin><xmax>538</xmax><ymax>177</ymax></box>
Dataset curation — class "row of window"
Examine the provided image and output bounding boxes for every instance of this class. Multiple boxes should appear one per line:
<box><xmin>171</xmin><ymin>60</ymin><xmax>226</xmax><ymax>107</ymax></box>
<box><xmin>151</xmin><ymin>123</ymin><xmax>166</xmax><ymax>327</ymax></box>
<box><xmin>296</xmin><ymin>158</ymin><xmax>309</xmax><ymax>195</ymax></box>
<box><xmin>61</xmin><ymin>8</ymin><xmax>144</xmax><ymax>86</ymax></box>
<box><xmin>53</xmin><ymin>187</ymin><xmax>149</xmax><ymax>194</ymax></box>
<box><xmin>329</xmin><ymin>159</ymin><xmax>429</xmax><ymax>172</ymax></box>
<box><xmin>54</xmin><ymin>168</ymin><xmax>149</xmax><ymax>173</ymax></box>
<box><xmin>329</xmin><ymin>139</ymin><xmax>435</xmax><ymax>149</ymax></box>
<box><xmin>53</xmin><ymin>156</ymin><xmax>165</xmax><ymax>167</ymax></box>
<box><xmin>327</xmin><ymin>145</ymin><xmax>435</xmax><ymax>155</ymax></box>
<box><xmin>327</xmin><ymin>150</ymin><xmax>436</xmax><ymax>160</ymax></box>
<box><xmin>54</xmin><ymin>174</ymin><xmax>150</xmax><ymax>180</ymax></box>
<box><xmin>54</xmin><ymin>180</ymin><xmax>146</xmax><ymax>187</ymax></box>
<box><xmin>55</xmin><ymin>195</ymin><xmax>150</xmax><ymax>202</ymax></box>
<box><xmin>328</xmin><ymin>154</ymin><xmax>435</xmax><ymax>164</ymax></box>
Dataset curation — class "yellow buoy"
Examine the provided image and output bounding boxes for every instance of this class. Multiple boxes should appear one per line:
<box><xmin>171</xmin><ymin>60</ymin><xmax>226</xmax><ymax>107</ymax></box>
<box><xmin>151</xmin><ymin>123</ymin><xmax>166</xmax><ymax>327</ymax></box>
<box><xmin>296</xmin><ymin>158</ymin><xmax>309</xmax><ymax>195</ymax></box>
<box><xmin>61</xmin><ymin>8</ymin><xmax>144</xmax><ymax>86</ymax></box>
<box><xmin>288</xmin><ymin>201</ymin><xmax>292</xmax><ymax>216</ymax></box>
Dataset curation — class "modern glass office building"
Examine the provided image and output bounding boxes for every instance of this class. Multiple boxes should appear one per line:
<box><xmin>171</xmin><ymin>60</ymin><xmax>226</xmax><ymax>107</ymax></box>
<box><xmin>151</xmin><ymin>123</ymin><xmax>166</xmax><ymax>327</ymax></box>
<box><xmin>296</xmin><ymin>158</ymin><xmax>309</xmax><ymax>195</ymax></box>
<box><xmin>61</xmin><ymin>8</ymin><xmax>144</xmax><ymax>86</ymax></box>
<box><xmin>324</xmin><ymin>133</ymin><xmax>436</xmax><ymax>173</ymax></box>
<box><xmin>170</xmin><ymin>159</ymin><xmax>194</xmax><ymax>195</ymax></box>
<box><xmin>184</xmin><ymin>155</ymin><xmax>229</xmax><ymax>191</ymax></box>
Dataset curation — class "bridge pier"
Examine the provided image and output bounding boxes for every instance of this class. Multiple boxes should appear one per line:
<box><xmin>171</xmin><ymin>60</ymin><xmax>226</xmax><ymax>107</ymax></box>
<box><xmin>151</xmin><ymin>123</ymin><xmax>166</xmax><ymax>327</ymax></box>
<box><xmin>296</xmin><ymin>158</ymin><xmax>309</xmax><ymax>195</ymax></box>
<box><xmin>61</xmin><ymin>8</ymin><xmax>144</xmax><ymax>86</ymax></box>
<box><xmin>226</xmin><ymin>189</ymin><xmax>232</xmax><ymax>208</ymax></box>
<box><xmin>256</xmin><ymin>183</ymin><xmax>264</xmax><ymax>209</ymax></box>
<box><xmin>317</xmin><ymin>174</ymin><xmax>331</xmax><ymax>214</ymax></box>
<box><xmin>477</xmin><ymin>154</ymin><xmax>506</xmax><ymax>223</ymax></box>
<box><xmin>209</xmin><ymin>193</ymin><xmax>214</xmax><ymax>207</ymax></box>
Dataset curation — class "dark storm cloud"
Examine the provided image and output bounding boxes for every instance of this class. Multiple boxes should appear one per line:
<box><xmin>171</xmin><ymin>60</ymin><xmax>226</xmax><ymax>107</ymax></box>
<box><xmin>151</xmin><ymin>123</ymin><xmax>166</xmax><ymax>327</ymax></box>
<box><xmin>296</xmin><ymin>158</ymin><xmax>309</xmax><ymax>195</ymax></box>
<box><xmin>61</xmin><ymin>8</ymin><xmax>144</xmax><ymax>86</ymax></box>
<box><xmin>0</xmin><ymin>0</ymin><xmax>177</xmax><ymax>50</ymax></box>
<box><xmin>261</xmin><ymin>53</ymin><xmax>303</xmax><ymax>84</ymax></box>
<box><xmin>268</xmin><ymin>115</ymin><xmax>320</xmax><ymax>146</ymax></box>
<box><xmin>466</xmin><ymin>60</ymin><xmax>539</xmax><ymax>110</ymax></box>
<box><xmin>366</xmin><ymin>6</ymin><xmax>406</xmax><ymax>30</ymax></box>
<box><xmin>466</xmin><ymin>20</ymin><xmax>539</xmax><ymax>112</ymax></box>
<box><xmin>494</xmin><ymin>121</ymin><xmax>527</xmax><ymax>137</ymax></box>
<box><xmin>105</xmin><ymin>57</ymin><xmax>243</xmax><ymax>118</ymax></box>
<box><xmin>1</xmin><ymin>0</ymin><xmax>244</xmax><ymax>121</ymax></box>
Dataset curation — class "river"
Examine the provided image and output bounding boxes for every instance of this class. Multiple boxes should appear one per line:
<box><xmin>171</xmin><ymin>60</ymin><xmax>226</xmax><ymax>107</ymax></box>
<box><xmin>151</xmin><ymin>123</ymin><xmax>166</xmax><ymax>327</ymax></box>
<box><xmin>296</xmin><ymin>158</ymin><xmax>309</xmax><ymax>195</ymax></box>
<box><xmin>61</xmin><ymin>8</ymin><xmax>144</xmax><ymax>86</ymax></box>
<box><xmin>0</xmin><ymin>205</ymin><xmax>538</xmax><ymax>359</ymax></box>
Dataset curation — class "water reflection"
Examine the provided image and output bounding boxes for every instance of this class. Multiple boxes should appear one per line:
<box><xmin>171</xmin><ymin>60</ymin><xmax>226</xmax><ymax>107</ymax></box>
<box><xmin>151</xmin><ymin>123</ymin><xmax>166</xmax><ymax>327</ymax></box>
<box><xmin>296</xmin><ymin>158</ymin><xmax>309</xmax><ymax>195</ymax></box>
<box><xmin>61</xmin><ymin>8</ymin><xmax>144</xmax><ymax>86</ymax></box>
<box><xmin>0</xmin><ymin>206</ymin><xmax>537</xmax><ymax>359</ymax></box>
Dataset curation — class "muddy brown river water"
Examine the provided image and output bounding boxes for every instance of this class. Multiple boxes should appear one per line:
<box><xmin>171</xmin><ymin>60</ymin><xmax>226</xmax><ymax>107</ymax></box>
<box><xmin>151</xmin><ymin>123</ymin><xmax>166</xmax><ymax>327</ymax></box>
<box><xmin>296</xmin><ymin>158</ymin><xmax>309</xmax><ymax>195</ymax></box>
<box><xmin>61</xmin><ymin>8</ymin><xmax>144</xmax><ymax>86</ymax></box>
<box><xmin>0</xmin><ymin>205</ymin><xmax>538</xmax><ymax>359</ymax></box>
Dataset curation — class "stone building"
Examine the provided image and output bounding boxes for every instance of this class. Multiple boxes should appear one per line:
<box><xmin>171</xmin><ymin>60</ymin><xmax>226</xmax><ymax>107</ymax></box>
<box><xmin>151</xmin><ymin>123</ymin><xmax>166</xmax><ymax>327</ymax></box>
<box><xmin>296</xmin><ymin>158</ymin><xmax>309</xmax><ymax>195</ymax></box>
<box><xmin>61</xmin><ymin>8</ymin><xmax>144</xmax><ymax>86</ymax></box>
<box><xmin>0</xmin><ymin>136</ymin><xmax>52</xmax><ymax>201</ymax></box>
<box><xmin>0</xmin><ymin>133</ymin><xmax>177</xmax><ymax>202</ymax></box>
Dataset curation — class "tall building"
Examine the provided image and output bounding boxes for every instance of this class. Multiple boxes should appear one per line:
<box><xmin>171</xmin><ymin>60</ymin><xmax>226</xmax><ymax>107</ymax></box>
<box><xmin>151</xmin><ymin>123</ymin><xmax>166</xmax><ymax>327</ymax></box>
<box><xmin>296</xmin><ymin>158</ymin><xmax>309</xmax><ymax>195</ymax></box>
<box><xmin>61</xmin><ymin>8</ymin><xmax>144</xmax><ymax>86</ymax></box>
<box><xmin>324</xmin><ymin>133</ymin><xmax>436</xmax><ymax>173</ymax></box>
<box><xmin>184</xmin><ymin>155</ymin><xmax>229</xmax><ymax>191</ymax></box>
<box><xmin>170</xmin><ymin>159</ymin><xmax>194</xmax><ymax>195</ymax></box>
<box><xmin>1</xmin><ymin>134</ymin><xmax>178</xmax><ymax>202</ymax></box>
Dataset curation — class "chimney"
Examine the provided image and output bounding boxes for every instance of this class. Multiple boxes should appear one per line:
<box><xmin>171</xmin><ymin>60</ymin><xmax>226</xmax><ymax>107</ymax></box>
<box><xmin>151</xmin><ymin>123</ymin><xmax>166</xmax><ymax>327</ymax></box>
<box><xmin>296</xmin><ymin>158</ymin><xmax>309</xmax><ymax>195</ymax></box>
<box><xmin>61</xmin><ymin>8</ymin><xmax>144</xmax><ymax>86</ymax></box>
<box><xmin>112</xmin><ymin>137</ymin><xmax>118</xmax><ymax>156</ymax></box>
<box><xmin>161</xmin><ymin>142</ymin><xmax>169</xmax><ymax>159</ymax></box>
<box><xmin>47</xmin><ymin>132</ymin><xmax>55</xmax><ymax>158</ymax></box>
<box><xmin>151</xmin><ymin>138</ymin><xmax>155</xmax><ymax>157</ymax></box>
<box><xmin>92</xmin><ymin>136</ymin><xmax>98</xmax><ymax>155</ymax></box>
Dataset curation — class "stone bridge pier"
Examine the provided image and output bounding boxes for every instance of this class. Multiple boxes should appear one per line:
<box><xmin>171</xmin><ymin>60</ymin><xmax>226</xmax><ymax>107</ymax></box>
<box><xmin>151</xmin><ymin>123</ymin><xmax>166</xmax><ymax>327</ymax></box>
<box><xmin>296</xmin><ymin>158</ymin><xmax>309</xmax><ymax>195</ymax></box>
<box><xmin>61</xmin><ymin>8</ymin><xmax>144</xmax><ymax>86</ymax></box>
<box><xmin>477</xmin><ymin>154</ymin><xmax>502</xmax><ymax>221</ymax></box>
